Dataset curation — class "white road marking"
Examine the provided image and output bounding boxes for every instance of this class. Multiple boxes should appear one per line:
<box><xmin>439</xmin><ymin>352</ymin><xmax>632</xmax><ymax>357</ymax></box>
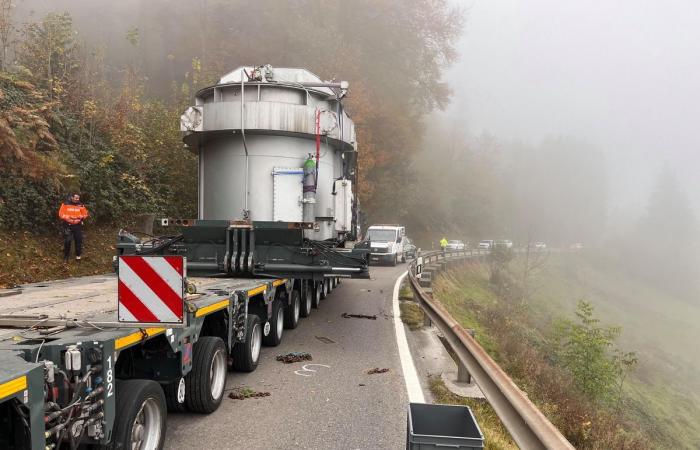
<box><xmin>392</xmin><ymin>271</ymin><xmax>425</xmax><ymax>403</ymax></box>
<box><xmin>294</xmin><ymin>363</ymin><xmax>331</xmax><ymax>377</ymax></box>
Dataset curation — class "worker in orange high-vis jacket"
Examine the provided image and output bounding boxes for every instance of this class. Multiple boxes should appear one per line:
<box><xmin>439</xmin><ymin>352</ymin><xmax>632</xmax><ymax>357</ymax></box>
<box><xmin>58</xmin><ymin>193</ymin><xmax>89</xmax><ymax>262</ymax></box>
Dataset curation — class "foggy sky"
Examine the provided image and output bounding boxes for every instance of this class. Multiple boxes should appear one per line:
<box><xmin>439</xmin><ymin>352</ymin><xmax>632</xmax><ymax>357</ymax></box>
<box><xmin>444</xmin><ymin>0</ymin><xmax>700</xmax><ymax>214</ymax></box>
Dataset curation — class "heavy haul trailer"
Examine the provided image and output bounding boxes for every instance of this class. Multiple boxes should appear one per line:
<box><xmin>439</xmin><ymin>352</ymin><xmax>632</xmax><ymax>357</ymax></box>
<box><xmin>0</xmin><ymin>64</ymin><xmax>364</xmax><ymax>449</ymax></box>
<box><xmin>0</xmin><ymin>265</ymin><xmax>340</xmax><ymax>449</ymax></box>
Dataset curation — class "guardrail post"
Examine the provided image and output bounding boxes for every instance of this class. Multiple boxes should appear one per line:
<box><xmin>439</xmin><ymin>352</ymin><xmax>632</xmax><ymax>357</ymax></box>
<box><xmin>422</xmin><ymin>309</ymin><xmax>432</xmax><ymax>327</ymax></box>
<box><xmin>455</xmin><ymin>329</ymin><xmax>475</xmax><ymax>383</ymax></box>
<box><xmin>456</xmin><ymin>360</ymin><xmax>471</xmax><ymax>384</ymax></box>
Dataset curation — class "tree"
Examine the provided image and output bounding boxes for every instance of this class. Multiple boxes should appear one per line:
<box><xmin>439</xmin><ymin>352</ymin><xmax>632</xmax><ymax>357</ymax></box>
<box><xmin>0</xmin><ymin>0</ymin><xmax>14</xmax><ymax>70</ymax></box>
<box><xmin>552</xmin><ymin>300</ymin><xmax>636</xmax><ymax>404</ymax></box>
<box><xmin>16</xmin><ymin>12</ymin><xmax>80</xmax><ymax>101</ymax></box>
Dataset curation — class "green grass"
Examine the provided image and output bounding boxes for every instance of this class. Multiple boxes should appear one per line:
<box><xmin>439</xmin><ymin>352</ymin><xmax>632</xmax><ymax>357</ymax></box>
<box><xmin>399</xmin><ymin>281</ymin><xmax>414</xmax><ymax>300</ymax></box>
<box><xmin>0</xmin><ymin>225</ymin><xmax>118</xmax><ymax>288</ymax></box>
<box><xmin>399</xmin><ymin>301</ymin><xmax>424</xmax><ymax>330</ymax></box>
<box><xmin>428</xmin><ymin>376</ymin><xmax>517</xmax><ymax>450</ymax></box>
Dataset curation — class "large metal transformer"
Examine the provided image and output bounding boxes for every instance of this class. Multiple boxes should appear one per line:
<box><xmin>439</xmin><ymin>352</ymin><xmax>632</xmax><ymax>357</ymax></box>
<box><xmin>180</xmin><ymin>65</ymin><xmax>357</xmax><ymax>240</ymax></box>
<box><xmin>118</xmin><ymin>65</ymin><xmax>367</xmax><ymax>279</ymax></box>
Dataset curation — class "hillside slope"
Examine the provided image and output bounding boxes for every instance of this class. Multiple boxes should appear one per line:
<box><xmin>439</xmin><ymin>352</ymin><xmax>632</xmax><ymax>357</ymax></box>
<box><xmin>531</xmin><ymin>252</ymin><xmax>700</xmax><ymax>448</ymax></box>
<box><xmin>434</xmin><ymin>252</ymin><xmax>700</xmax><ymax>449</ymax></box>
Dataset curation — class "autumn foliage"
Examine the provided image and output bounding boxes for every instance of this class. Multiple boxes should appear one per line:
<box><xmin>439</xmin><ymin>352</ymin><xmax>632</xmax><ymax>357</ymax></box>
<box><xmin>1</xmin><ymin>1</ymin><xmax>462</xmax><ymax>233</ymax></box>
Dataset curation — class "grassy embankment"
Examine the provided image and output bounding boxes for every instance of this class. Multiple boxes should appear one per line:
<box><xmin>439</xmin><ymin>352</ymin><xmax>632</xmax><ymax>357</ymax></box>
<box><xmin>398</xmin><ymin>279</ymin><xmax>517</xmax><ymax>449</ymax></box>
<box><xmin>398</xmin><ymin>281</ymin><xmax>424</xmax><ymax>330</ymax></box>
<box><xmin>0</xmin><ymin>225</ymin><xmax>118</xmax><ymax>288</ymax></box>
<box><xmin>433</xmin><ymin>253</ymin><xmax>700</xmax><ymax>449</ymax></box>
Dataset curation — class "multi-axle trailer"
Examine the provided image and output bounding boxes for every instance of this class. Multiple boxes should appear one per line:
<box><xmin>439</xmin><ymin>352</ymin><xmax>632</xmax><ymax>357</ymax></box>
<box><xmin>0</xmin><ymin>266</ymin><xmax>340</xmax><ymax>449</ymax></box>
<box><xmin>1</xmin><ymin>65</ymin><xmax>369</xmax><ymax>449</ymax></box>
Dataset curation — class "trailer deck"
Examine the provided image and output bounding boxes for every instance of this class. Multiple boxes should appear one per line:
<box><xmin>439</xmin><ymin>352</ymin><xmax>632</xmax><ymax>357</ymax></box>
<box><xmin>0</xmin><ymin>271</ymin><xmax>299</xmax><ymax>450</ymax></box>
<box><xmin>0</xmin><ymin>274</ymin><xmax>275</xmax><ymax>335</ymax></box>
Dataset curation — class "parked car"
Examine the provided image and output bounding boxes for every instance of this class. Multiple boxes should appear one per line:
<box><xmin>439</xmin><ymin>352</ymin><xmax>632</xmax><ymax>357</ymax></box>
<box><xmin>446</xmin><ymin>239</ymin><xmax>465</xmax><ymax>250</ymax></box>
<box><xmin>478</xmin><ymin>239</ymin><xmax>494</xmax><ymax>249</ymax></box>
<box><xmin>404</xmin><ymin>238</ymin><xmax>417</xmax><ymax>259</ymax></box>
<box><xmin>534</xmin><ymin>241</ymin><xmax>546</xmax><ymax>250</ymax></box>
<box><xmin>494</xmin><ymin>239</ymin><xmax>513</xmax><ymax>249</ymax></box>
<box><xmin>569</xmin><ymin>242</ymin><xmax>584</xmax><ymax>251</ymax></box>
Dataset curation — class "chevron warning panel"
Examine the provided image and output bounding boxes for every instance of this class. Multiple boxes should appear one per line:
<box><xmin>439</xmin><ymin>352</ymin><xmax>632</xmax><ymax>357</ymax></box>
<box><xmin>118</xmin><ymin>255</ymin><xmax>185</xmax><ymax>324</ymax></box>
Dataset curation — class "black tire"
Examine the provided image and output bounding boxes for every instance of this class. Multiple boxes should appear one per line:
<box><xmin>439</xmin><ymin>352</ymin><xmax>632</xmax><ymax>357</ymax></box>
<box><xmin>401</xmin><ymin>253</ymin><xmax>407</xmax><ymax>263</ymax></box>
<box><xmin>185</xmin><ymin>336</ymin><xmax>227</xmax><ymax>413</ymax></box>
<box><xmin>321</xmin><ymin>281</ymin><xmax>329</xmax><ymax>299</ymax></box>
<box><xmin>300</xmin><ymin>285</ymin><xmax>312</xmax><ymax>317</ymax></box>
<box><xmin>312</xmin><ymin>283</ymin><xmax>322</xmax><ymax>308</ymax></box>
<box><xmin>232</xmin><ymin>314</ymin><xmax>262</xmax><ymax>372</ymax></box>
<box><xmin>263</xmin><ymin>300</ymin><xmax>284</xmax><ymax>346</ymax></box>
<box><xmin>391</xmin><ymin>254</ymin><xmax>397</xmax><ymax>266</ymax></box>
<box><xmin>109</xmin><ymin>379</ymin><xmax>166</xmax><ymax>450</ymax></box>
<box><xmin>163</xmin><ymin>377</ymin><xmax>187</xmax><ymax>413</ymax></box>
<box><xmin>284</xmin><ymin>291</ymin><xmax>301</xmax><ymax>329</ymax></box>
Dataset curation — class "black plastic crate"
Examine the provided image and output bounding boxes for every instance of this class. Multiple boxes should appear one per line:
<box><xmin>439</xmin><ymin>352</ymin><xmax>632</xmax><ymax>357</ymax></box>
<box><xmin>407</xmin><ymin>403</ymin><xmax>484</xmax><ymax>449</ymax></box>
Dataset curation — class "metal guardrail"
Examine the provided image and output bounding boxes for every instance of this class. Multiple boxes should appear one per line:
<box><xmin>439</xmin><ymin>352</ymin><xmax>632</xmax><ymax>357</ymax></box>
<box><xmin>408</xmin><ymin>249</ymin><xmax>575</xmax><ymax>450</ymax></box>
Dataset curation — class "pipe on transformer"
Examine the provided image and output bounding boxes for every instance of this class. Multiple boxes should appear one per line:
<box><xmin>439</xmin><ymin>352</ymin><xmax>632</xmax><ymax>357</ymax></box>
<box><xmin>241</xmin><ymin>69</ymin><xmax>250</xmax><ymax>219</ymax></box>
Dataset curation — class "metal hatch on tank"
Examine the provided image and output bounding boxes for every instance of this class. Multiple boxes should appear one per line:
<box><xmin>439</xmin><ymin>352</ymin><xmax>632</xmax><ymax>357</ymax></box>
<box><xmin>117</xmin><ymin>65</ymin><xmax>369</xmax><ymax>280</ymax></box>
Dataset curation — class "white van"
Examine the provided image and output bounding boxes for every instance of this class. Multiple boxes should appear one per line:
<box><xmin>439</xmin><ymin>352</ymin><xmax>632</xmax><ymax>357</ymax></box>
<box><xmin>365</xmin><ymin>225</ymin><xmax>406</xmax><ymax>265</ymax></box>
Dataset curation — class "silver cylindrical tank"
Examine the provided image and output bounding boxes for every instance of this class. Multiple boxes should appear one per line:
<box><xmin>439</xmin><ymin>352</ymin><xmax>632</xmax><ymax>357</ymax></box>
<box><xmin>180</xmin><ymin>65</ymin><xmax>357</xmax><ymax>241</ymax></box>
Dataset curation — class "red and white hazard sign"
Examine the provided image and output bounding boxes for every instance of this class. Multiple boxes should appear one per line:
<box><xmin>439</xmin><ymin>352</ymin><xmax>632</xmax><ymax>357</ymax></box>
<box><xmin>118</xmin><ymin>255</ymin><xmax>185</xmax><ymax>324</ymax></box>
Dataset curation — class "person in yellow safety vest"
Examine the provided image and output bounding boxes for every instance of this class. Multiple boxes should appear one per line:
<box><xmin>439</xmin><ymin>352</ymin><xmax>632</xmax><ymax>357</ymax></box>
<box><xmin>440</xmin><ymin>237</ymin><xmax>448</xmax><ymax>254</ymax></box>
<box><xmin>58</xmin><ymin>193</ymin><xmax>89</xmax><ymax>262</ymax></box>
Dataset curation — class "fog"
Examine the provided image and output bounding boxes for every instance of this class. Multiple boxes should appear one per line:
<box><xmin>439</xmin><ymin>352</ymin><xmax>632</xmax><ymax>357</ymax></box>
<box><xmin>3</xmin><ymin>0</ymin><xmax>700</xmax><ymax>447</ymax></box>
<box><xmin>444</xmin><ymin>0</ymin><xmax>700</xmax><ymax>214</ymax></box>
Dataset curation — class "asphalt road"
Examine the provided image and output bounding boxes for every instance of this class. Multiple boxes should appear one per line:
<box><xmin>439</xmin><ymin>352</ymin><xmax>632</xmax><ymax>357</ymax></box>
<box><xmin>165</xmin><ymin>263</ymin><xmax>410</xmax><ymax>450</ymax></box>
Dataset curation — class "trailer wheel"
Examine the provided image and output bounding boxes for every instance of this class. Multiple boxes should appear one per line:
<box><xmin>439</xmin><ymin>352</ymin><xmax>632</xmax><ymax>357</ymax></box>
<box><xmin>163</xmin><ymin>377</ymin><xmax>187</xmax><ymax>413</ymax></box>
<box><xmin>284</xmin><ymin>291</ymin><xmax>301</xmax><ymax>329</ymax></box>
<box><xmin>312</xmin><ymin>283</ymin><xmax>322</xmax><ymax>308</ymax></box>
<box><xmin>109</xmin><ymin>379</ymin><xmax>166</xmax><ymax>450</ymax></box>
<box><xmin>322</xmin><ymin>281</ymin><xmax>330</xmax><ymax>299</ymax></box>
<box><xmin>185</xmin><ymin>336</ymin><xmax>227</xmax><ymax>413</ymax></box>
<box><xmin>300</xmin><ymin>286</ymin><xmax>313</xmax><ymax>317</ymax></box>
<box><xmin>232</xmin><ymin>314</ymin><xmax>262</xmax><ymax>372</ymax></box>
<box><xmin>263</xmin><ymin>300</ymin><xmax>284</xmax><ymax>346</ymax></box>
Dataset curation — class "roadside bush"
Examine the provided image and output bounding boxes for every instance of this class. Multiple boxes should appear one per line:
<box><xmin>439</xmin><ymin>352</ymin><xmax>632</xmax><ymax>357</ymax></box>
<box><xmin>550</xmin><ymin>300</ymin><xmax>638</xmax><ymax>405</ymax></box>
<box><xmin>0</xmin><ymin>174</ymin><xmax>64</xmax><ymax>229</ymax></box>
